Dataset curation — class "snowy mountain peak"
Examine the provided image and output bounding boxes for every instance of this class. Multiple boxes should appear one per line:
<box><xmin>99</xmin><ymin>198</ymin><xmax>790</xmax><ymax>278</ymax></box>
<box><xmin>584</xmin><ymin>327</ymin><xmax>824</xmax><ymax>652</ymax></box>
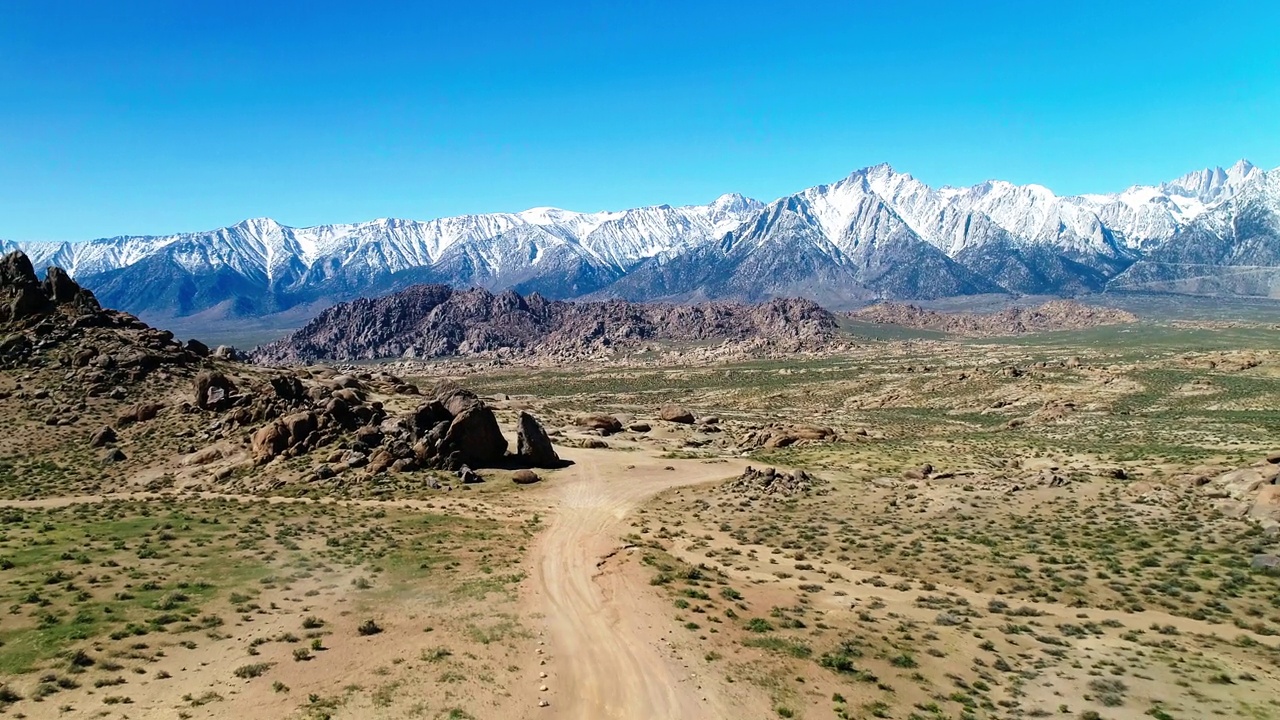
<box><xmin>1162</xmin><ymin>160</ymin><xmax>1263</xmax><ymax>206</ymax></box>
<box><xmin>230</xmin><ymin>217</ymin><xmax>288</xmax><ymax>239</ymax></box>
<box><xmin>1229</xmin><ymin>158</ymin><xmax>1257</xmax><ymax>179</ymax></box>
<box><xmin>710</xmin><ymin>192</ymin><xmax>761</xmax><ymax>213</ymax></box>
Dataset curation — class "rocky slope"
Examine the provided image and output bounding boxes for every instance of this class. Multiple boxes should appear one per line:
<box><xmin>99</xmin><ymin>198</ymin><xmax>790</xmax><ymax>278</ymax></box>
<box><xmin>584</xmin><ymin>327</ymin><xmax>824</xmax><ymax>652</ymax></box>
<box><xmin>847</xmin><ymin>300</ymin><xmax>1139</xmax><ymax>336</ymax></box>
<box><xmin>6</xmin><ymin>161</ymin><xmax>1278</xmax><ymax>320</ymax></box>
<box><xmin>251</xmin><ymin>284</ymin><xmax>840</xmax><ymax>364</ymax></box>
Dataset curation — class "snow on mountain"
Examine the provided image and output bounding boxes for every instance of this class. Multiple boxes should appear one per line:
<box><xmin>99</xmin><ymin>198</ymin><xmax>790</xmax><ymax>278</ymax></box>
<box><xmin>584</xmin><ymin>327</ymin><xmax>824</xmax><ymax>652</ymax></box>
<box><xmin>4</xmin><ymin>160</ymin><xmax>1276</xmax><ymax>318</ymax></box>
<box><xmin>1111</xmin><ymin>167</ymin><xmax>1280</xmax><ymax>296</ymax></box>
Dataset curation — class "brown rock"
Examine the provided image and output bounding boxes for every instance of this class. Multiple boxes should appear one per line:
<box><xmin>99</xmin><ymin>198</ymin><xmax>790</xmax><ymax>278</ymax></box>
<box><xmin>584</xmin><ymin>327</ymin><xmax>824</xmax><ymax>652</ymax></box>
<box><xmin>412</xmin><ymin>401</ymin><xmax>453</xmax><ymax>434</ymax></box>
<box><xmin>355</xmin><ymin>425</ymin><xmax>385</xmax><ymax>447</ymax></box>
<box><xmin>575</xmin><ymin>414</ymin><xmax>622</xmax><ymax>435</ymax></box>
<box><xmin>251</xmin><ymin>422</ymin><xmax>290</xmax><ymax>464</ymax></box>
<box><xmin>436</xmin><ymin>386</ymin><xmax>480</xmax><ymax>416</ymax></box>
<box><xmin>116</xmin><ymin>401</ymin><xmax>164</xmax><ymax>426</ymax></box>
<box><xmin>42</xmin><ymin>266</ymin><xmax>97</xmax><ymax>309</ymax></box>
<box><xmin>512</xmin><ymin>469</ymin><xmax>541</xmax><ymax>485</ymax></box>
<box><xmin>368</xmin><ymin>448</ymin><xmax>396</xmax><ymax>473</ymax></box>
<box><xmin>330</xmin><ymin>374</ymin><xmax>362</xmax><ymax>389</ymax></box>
<box><xmin>193</xmin><ymin>370</ymin><xmax>236</xmax><ymax>410</ymax></box>
<box><xmin>281</xmin><ymin>411</ymin><xmax>317</xmax><ymax>443</ymax></box>
<box><xmin>440</xmin><ymin>403</ymin><xmax>508</xmax><ymax>468</ymax></box>
<box><xmin>0</xmin><ymin>252</ymin><xmax>51</xmax><ymax>322</ymax></box>
<box><xmin>517</xmin><ymin>412</ymin><xmax>560</xmax><ymax>468</ymax></box>
<box><xmin>89</xmin><ymin>425</ymin><xmax>117</xmax><ymax>447</ymax></box>
<box><xmin>182</xmin><ymin>445</ymin><xmax>226</xmax><ymax>467</ymax></box>
<box><xmin>0</xmin><ymin>332</ymin><xmax>29</xmax><ymax>357</ymax></box>
<box><xmin>659</xmin><ymin>404</ymin><xmax>696</xmax><ymax>424</ymax></box>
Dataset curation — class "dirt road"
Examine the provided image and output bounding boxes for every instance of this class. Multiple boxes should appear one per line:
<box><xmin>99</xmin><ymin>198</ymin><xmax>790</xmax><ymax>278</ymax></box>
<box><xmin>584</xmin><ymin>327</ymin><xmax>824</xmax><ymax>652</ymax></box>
<box><xmin>0</xmin><ymin>446</ymin><xmax>756</xmax><ymax>719</ymax></box>
<box><xmin>527</xmin><ymin>449</ymin><xmax>746</xmax><ymax>720</ymax></box>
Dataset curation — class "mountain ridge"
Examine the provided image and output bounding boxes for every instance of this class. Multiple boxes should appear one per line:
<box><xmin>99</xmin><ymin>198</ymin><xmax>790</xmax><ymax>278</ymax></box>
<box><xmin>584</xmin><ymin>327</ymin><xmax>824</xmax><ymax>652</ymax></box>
<box><xmin>4</xmin><ymin>160</ymin><xmax>1278</xmax><ymax>320</ymax></box>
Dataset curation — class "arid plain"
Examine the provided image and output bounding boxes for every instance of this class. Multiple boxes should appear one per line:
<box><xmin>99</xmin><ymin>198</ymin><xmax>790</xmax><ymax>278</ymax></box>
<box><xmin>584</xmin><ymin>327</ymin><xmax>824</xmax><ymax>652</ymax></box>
<box><xmin>2</xmin><ymin>281</ymin><xmax>1280</xmax><ymax>720</ymax></box>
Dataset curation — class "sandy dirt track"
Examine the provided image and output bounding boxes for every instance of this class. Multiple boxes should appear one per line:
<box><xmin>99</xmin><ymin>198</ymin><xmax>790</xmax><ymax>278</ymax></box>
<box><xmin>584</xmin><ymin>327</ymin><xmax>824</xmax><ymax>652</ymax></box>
<box><xmin>0</xmin><ymin>448</ymin><xmax>760</xmax><ymax>719</ymax></box>
<box><xmin>526</xmin><ymin>449</ymin><xmax>748</xmax><ymax>720</ymax></box>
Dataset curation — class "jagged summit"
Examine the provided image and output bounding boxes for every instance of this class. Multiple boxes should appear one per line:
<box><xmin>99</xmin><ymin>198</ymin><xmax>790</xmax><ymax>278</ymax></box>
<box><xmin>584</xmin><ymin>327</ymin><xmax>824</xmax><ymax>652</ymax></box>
<box><xmin>1160</xmin><ymin>159</ymin><xmax>1263</xmax><ymax>205</ymax></box>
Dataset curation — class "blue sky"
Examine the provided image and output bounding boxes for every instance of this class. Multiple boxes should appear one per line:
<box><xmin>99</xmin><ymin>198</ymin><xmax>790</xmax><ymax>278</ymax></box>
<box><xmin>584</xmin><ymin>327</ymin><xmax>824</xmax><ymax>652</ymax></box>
<box><xmin>2</xmin><ymin>0</ymin><xmax>1277</xmax><ymax>241</ymax></box>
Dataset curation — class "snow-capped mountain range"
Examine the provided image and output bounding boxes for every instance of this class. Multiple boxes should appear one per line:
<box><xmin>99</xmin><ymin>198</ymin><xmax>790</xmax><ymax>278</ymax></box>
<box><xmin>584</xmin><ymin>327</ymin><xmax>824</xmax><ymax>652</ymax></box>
<box><xmin>2</xmin><ymin>159</ymin><xmax>1275</xmax><ymax>319</ymax></box>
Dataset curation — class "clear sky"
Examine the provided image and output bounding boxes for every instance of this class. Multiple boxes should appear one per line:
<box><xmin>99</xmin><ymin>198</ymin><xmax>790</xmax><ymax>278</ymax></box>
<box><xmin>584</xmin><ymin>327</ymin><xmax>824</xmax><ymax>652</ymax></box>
<box><xmin>2</xmin><ymin>0</ymin><xmax>1277</xmax><ymax>241</ymax></box>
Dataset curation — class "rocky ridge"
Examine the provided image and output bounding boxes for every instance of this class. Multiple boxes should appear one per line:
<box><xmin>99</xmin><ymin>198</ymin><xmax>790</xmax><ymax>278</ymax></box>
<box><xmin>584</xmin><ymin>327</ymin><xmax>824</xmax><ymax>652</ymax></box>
<box><xmin>251</xmin><ymin>284</ymin><xmax>841</xmax><ymax>364</ymax></box>
<box><xmin>846</xmin><ymin>299</ymin><xmax>1139</xmax><ymax>337</ymax></box>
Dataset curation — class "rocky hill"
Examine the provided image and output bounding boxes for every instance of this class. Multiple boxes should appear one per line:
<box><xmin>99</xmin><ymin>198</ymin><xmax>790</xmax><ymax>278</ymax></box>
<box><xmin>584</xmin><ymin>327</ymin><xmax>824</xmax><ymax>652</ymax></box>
<box><xmin>0</xmin><ymin>251</ymin><xmax>566</xmax><ymax>499</ymax></box>
<box><xmin>250</xmin><ymin>284</ymin><xmax>841</xmax><ymax>364</ymax></box>
<box><xmin>1</xmin><ymin>250</ymin><xmax>212</xmax><ymax>379</ymax></box>
<box><xmin>846</xmin><ymin>300</ymin><xmax>1138</xmax><ymax>337</ymax></box>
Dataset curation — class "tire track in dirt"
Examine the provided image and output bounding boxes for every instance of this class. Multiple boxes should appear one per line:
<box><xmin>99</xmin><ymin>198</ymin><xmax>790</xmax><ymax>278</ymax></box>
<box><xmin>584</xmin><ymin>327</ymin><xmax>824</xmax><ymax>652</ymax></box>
<box><xmin>528</xmin><ymin>450</ymin><xmax>746</xmax><ymax>720</ymax></box>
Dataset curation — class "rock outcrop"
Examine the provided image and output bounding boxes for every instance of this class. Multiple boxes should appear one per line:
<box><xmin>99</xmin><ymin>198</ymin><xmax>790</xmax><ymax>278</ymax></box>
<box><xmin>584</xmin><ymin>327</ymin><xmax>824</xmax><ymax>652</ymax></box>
<box><xmin>723</xmin><ymin>466</ymin><xmax>824</xmax><ymax>497</ymax></box>
<box><xmin>1</xmin><ymin>251</ymin><xmax>566</xmax><ymax>496</ymax></box>
<box><xmin>1</xmin><ymin>251</ymin><xmax>205</xmax><ymax>380</ymax></box>
<box><xmin>439</xmin><ymin>403</ymin><xmax>508</xmax><ymax>468</ymax></box>
<box><xmin>222</xmin><ymin>371</ymin><xmax>549</xmax><ymax>477</ymax></box>
<box><xmin>739</xmin><ymin>424</ymin><xmax>838</xmax><ymax>450</ymax></box>
<box><xmin>1203</xmin><ymin>458</ymin><xmax>1280</xmax><ymax>533</ymax></box>
<box><xmin>1</xmin><ymin>252</ymin><xmax>99</xmax><ymax>324</ymax></box>
<box><xmin>194</xmin><ymin>370</ymin><xmax>237</xmax><ymax>411</ymax></box>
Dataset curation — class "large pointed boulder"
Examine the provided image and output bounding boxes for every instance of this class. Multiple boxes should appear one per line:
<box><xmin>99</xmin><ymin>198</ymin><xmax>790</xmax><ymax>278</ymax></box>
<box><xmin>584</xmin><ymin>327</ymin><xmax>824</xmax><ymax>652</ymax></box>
<box><xmin>439</xmin><ymin>403</ymin><xmax>508</xmax><ymax>468</ymax></box>
<box><xmin>517</xmin><ymin>411</ymin><xmax>560</xmax><ymax>468</ymax></box>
